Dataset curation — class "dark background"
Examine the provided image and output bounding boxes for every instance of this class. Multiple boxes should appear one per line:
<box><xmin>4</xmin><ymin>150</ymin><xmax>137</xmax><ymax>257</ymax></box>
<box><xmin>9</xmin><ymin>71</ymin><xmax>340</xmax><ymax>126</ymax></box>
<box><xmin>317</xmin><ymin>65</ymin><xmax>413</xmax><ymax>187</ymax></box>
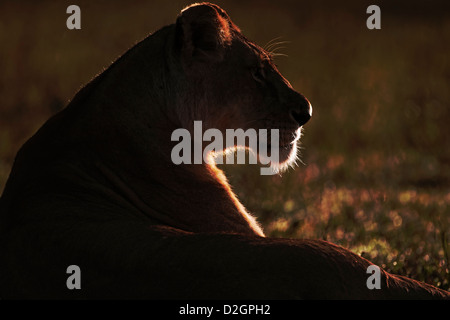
<box><xmin>0</xmin><ymin>0</ymin><xmax>449</xmax><ymax>289</ymax></box>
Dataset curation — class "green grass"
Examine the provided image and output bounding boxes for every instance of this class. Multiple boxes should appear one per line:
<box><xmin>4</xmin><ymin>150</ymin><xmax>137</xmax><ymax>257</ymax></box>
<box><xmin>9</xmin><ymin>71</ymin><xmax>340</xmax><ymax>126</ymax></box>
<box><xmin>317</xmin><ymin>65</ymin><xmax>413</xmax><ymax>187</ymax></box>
<box><xmin>0</xmin><ymin>0</ymin><xmax>449</xmax><ymax>290</ymax></box>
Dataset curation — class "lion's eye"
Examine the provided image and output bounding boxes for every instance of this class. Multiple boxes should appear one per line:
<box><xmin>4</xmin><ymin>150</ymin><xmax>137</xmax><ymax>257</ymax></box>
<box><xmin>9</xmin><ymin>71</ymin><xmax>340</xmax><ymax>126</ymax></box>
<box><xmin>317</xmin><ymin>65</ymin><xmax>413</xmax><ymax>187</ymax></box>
<box><xmin>251</xmin><ymin>67</ymin><xmax>266</xmax><ymax>84</ymax></box>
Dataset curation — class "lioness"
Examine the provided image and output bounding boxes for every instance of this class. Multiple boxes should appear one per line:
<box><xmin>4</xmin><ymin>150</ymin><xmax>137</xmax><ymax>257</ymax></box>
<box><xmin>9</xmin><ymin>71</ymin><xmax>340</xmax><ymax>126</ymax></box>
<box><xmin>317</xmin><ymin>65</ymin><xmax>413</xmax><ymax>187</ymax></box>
<box><xmin>0</xmin><ymin>3</ymin><xmax>448</xmax><ymax>299</ymax></box>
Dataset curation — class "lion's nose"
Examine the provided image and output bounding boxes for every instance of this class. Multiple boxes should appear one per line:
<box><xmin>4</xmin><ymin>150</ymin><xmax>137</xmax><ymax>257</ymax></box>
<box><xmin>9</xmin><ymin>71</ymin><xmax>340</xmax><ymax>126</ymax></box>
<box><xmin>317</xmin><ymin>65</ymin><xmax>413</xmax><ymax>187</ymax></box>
<box><xmin>290</xmin><ymin>101</ymin><xmax>312</xmax><ymax>127</ymax></box>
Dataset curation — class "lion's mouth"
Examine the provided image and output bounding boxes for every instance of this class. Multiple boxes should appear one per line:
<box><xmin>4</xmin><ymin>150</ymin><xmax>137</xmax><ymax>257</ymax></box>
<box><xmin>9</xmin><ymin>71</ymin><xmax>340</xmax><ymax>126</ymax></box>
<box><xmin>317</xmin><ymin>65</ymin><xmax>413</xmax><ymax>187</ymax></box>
<box><xmin>266</xmin><ymin>126</ymin><xmax>300</xmax><ymax>142</ymax></box>
<box><xmin>267</xmin><ymin>141</ymin><xmax>295</xmax><ymax>150</ymax></box>
<box><xmin>280</xmin><ymin>127</ymin><xmax>302</xmax><ymax>146</ymax></box>
<box><xmin>265</xmin><ymin>127</ymin><xmax>301</xmax><ymax>153</ymax></box>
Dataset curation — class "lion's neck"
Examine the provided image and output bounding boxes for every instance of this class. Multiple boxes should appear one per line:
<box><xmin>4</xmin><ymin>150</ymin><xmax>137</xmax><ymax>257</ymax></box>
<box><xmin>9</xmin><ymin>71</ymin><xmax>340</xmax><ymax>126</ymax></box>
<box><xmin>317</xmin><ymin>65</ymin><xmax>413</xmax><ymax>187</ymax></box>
<box><xmin>96</xmin><ymin>128</ymin><xmax>264</xmax><ymax>236</ymax></box>
<box><xmin>95</xmin><ymin>145</ymin><xmax>264</xmax><ymax>236</ymax></box>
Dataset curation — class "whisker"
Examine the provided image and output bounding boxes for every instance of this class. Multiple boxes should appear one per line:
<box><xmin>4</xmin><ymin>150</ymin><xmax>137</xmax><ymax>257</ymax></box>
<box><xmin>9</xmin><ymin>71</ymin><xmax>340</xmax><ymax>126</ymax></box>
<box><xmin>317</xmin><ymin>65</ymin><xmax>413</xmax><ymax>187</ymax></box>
<box><xmin>270</xmin><ymin>53</ymin><xmax>288</xmax><ymax>58</ymax></box>
<box><xmin>265</xmin><ymin>40</ymin><xmax>286</xmax><ymax>52</ymax></box>
<box><xmin>263</xmin><ymin>36</ymin><xmax>284</xmax><ymax>51</ymax></box>
<box><xmin>270</xmin><ymin>46</ymin><xmax>287</xmax><ymax>53</ymax></box>
<box><xmin>265</xmin><ymin>41</ymin><xmax>291</xmax><ymax>52</ymax></box>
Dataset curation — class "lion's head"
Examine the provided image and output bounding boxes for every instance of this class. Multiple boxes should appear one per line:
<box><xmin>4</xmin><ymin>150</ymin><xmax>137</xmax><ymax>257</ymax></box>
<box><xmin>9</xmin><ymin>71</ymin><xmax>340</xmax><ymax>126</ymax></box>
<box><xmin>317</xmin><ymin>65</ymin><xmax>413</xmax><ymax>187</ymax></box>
<box><xmin>172</xmin><ymin>3</ymin><xmax>312</xmax><ymax>171</ymax></box>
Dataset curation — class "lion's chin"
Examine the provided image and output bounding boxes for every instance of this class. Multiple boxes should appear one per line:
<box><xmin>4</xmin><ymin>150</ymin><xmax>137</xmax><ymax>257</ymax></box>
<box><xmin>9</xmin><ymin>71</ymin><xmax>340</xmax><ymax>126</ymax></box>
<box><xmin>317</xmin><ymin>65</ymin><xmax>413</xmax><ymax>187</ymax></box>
<box><xmin>255</xmin><ymin>140</ymin><xmax>299</xmax><ymax>175</ymax></box>
<box><xmin>272</xmin><ymin>141</ymin><xmax>300</xmax><ymax>173</ymax></box>
<box><xmin>279</xmin><ymin>143</ymin><xmax>298</xmax><ymax>163</ymax></box>
<box><xmin>258</xmin><ymin>127</ymin><xmax>302</xmax><ymax>174</ymax></box>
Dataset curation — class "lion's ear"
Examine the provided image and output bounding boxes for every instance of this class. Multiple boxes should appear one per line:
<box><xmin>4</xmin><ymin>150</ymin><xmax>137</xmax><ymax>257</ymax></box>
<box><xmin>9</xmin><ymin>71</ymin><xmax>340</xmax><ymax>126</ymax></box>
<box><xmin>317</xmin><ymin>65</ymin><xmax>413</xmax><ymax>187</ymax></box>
<box><xmin>176</xmin><ymin>3</ymin><xmax>232</xmax><ymax>63</ymax></box>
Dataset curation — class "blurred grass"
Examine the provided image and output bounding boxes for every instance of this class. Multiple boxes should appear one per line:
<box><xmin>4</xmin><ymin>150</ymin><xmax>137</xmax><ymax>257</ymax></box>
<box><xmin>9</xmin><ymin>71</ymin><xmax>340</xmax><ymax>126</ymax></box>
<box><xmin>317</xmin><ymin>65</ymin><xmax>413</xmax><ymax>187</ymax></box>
<box><xmin>0</xmin><ymin>0</ymin><xmax>449</xmax><ymax>290</ymax></box>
